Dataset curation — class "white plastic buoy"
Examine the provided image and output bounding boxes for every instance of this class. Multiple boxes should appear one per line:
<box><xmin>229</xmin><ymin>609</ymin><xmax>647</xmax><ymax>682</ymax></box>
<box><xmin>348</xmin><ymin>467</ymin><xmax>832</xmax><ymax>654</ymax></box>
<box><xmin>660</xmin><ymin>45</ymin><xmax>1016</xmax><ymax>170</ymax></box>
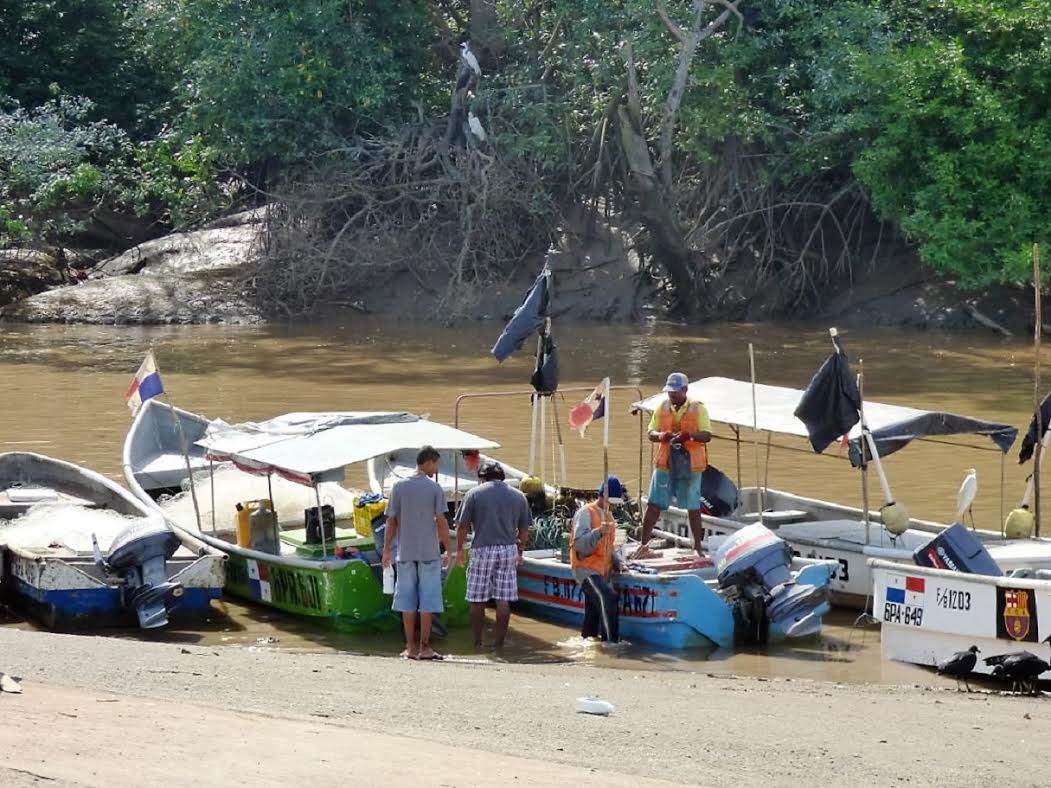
<box><xmin>575</xmin><ymin>696</ymin><xmax>615</xmax><ymax>715</ymax></box>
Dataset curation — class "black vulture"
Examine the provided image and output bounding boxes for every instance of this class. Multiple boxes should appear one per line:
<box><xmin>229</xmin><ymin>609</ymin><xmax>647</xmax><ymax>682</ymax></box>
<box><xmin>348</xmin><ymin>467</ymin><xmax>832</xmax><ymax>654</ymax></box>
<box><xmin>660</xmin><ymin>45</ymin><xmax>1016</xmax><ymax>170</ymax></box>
<box><xmin>984</xmin><ymin>651</ymin><xmax>1050</xmax><ymax>695</ymax></box>
<box><xmin>937</xmin><ymin>645</ymin><xmax>980</xmax><ymax>691</ymax></box>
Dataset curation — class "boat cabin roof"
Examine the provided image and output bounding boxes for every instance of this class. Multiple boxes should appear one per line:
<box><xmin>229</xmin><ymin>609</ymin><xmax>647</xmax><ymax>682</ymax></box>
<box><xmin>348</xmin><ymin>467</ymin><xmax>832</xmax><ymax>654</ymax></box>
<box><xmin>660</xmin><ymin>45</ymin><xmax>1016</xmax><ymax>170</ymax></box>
<box><xmin>196</xmin><ymin>411</ymin><xmax>499</xmax><ymax>484</ymax></box>
<box><xmin>630</xmin><ymin>376</ymin><xmax>1017</xmax><ymax>461</ymax></box>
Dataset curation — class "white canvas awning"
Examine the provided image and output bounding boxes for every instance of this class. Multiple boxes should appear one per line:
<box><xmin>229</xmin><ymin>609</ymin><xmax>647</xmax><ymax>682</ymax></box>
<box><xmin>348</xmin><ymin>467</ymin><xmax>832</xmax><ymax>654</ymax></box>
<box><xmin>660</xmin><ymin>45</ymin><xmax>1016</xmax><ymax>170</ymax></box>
<box><xmin>631</xmin><ymin>377</ymin><xmax>1016</xmax><ymax>462</ymax></box>
<box><xmin>197</xmin><ymin>412</ymin><xmax>499</xmax><ymax>484</ymax></box>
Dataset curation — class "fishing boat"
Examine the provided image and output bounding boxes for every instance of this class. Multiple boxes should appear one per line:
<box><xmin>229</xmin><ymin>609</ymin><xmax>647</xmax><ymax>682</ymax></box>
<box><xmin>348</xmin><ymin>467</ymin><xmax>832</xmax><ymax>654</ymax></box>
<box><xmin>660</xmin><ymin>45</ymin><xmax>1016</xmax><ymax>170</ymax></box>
<box><xmin>377</xmin><ymin>377</ymin><xmax>1051</xmax><ymax>610</ymax></box>
<box><xmin>124</xmin><ymin>399</ymin><xmax>497</xmax><ymax>629</ymax></box>
<box><xmin>369</xmin><ymin>436</ymin><xmax>836</xmax><ymax>649</ymax></box>
<box><xmin>0</xmin><ymin>452</ymin><xmax>223</xmax><ymax>629</ymax></box>
<box><xmin>630</xmin><ymin>376</ymin><xmax>1051</xmax><ymax>608</ymax></box>
<box><xmin>871</xmin><ymin>558</ymin><xmax>1051</xmax><ymax>679</ymax></box>
<box><xmin>518</xmin><ymin>525</ymin><xmax>835</xmax><ymax>649</ymax></box>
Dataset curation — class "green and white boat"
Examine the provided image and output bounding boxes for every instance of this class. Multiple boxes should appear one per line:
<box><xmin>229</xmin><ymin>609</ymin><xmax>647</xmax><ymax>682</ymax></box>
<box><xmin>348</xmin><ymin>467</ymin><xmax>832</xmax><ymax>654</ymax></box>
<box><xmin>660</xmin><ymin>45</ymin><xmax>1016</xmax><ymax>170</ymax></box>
<box><xmin>123</xmin><ymin>400</ymin><xmax>497</xmax><ymax>629</ymax></box>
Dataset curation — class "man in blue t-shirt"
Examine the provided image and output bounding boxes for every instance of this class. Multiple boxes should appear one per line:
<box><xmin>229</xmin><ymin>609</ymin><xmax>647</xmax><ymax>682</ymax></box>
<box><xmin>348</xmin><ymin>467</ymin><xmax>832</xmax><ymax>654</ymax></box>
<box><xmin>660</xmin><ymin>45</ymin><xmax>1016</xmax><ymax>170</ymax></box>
<box><xmin>382</xmin><ymin>446</ymin><xmax>450</xmax><ymax>660</ymax></box>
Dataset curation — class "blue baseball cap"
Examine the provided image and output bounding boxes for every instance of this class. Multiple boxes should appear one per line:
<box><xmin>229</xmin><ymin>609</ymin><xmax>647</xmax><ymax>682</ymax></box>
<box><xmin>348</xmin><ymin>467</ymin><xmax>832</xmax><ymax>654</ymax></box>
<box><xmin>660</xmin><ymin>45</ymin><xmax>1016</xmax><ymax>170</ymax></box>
<box><xmin>599</xmin><ymin>475</ymin><xmax>625</xmax><ymax>504</ymax></box>
<box><xmin>663</xmin><ymin>372</ymin><xmax>689</xmax><ymax>392</ymax></box>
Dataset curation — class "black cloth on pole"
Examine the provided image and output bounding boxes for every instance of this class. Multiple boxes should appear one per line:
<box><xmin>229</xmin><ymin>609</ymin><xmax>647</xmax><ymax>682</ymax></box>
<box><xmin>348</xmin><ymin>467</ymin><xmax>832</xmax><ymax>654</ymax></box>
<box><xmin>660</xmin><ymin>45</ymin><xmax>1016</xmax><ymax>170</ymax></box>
<box><xmin>530</xmin><ymin>331</ymin><xmax>559</xmax><ymax>394</ymax></box>
<box><xmin>847</xmin><ymin>413</ymin><xmax>1017</xmax><ymax>467</ymax></box>
<box><xmin>1019</xmin><ymin>390</ymin><xmax>1051</xmax><ymax>464</ymax></box>
<box><xmin>793</xmin><ymin>350</ymin><xmax>861</xmax><ymax>454</ymax></box>
<box><xmin>491</xmin><ymin>265</ymin><xmax>551</xmax><ymax>362</ymax></box>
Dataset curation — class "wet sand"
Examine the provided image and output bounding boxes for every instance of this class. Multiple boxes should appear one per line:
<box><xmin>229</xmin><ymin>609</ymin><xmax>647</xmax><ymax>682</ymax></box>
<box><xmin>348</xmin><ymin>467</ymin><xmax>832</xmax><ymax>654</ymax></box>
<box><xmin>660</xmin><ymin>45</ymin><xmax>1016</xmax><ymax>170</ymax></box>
<box><xmin>2</xmin><ymin>627</ymin><xmax>1048</xmax><ymax>787</ymax></box>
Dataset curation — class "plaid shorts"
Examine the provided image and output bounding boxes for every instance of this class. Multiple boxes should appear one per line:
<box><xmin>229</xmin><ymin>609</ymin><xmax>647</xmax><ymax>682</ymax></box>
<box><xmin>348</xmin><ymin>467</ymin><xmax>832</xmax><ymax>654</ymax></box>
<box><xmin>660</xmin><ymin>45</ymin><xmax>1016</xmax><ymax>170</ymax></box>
<box><xmin>466</xmin><ymin>544</ymin><xmax>519</xmax><ymax>602</ymax></box>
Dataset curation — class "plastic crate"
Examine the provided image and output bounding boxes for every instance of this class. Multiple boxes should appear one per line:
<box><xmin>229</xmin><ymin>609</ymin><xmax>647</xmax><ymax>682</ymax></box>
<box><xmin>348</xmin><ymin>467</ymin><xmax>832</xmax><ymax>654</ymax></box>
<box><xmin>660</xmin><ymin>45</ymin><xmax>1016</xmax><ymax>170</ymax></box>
<box><xmin>353</xmin><ymin>496</ymin><xmax>387</xmax><ymax>538</ymax></box>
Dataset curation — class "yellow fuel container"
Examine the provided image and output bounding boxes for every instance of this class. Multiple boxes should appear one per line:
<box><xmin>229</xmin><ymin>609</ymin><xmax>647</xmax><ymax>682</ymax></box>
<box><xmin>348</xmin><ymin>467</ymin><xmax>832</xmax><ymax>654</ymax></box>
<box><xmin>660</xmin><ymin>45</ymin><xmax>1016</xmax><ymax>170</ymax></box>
<box><xmin>235</xmin><ymin>499</ymin><xmax>272</xmax><ymax>547</ymax></box>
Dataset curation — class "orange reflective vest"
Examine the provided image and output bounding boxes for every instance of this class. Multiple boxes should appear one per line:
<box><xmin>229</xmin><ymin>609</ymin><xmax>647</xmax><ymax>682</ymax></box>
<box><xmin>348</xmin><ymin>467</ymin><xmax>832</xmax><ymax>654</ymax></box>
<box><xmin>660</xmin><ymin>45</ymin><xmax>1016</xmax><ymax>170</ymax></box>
<box><xmin>570</xmin><ymin>502</ymin><xmax>615</xmax><ymax>577</ymax></box>
<box><xmin>654</xmin><ymin>400</ymin><xmax>708</xmax><ymax>472</ymax></box>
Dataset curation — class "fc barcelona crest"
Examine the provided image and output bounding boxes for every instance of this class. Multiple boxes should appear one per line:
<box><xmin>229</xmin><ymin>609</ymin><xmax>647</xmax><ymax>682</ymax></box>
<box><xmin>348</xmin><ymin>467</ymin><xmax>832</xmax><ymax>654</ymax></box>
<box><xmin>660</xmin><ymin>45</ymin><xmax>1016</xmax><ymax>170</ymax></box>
<box><xmin>996</xmin><ymin>587</ymin><xmax>1038</xmax><ymax>642</ymax></box>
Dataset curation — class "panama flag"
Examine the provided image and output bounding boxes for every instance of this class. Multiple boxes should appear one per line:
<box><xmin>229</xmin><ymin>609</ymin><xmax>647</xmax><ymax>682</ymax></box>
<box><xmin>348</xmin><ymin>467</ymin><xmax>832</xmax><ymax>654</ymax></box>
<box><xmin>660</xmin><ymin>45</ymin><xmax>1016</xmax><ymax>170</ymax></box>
<box><xmin>125</xmin><ymin>350</ymin><xmax>164</xmax><ymax>414</ymax></box>
<box><xmin>568</xmin><ymin>377</ymin><xmax>609</xmax><ymax>437</ymax></box>
<box><xmin>886</xmin><ymin>574</ymin><xmax>925</xmax><ymax>606</ymax></box>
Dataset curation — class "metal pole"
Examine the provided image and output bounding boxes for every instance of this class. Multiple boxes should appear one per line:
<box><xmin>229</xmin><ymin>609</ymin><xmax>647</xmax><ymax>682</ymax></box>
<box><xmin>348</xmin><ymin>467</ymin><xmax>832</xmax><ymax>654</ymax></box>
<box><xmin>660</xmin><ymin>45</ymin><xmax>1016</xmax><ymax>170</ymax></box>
<box><xmin>1034</xmin><ymin>242</ymin><xmax>1042</xmax><ymax>536</ymax></box>
<box><xmin>603</xmin><ymin>384</ymin><xmax>611</xmax><ymax>523</ymax></box>
<box><xmin>209</xmin><ymin>460</ymin><xmax>216</xmax><ymax>534</ymax></box>
<box><xmin>164</xmin><ymin>397</ymin><xmax>202</xmax><ymax>532</ymax></box>
<box><xmin>733</xmin><ymin>425</ymin><xmax>742</xmax><ymax>490</ymax></box>
<box><xmin>549</xmin><ymin>394</ymin><xmax>567</xmax><ymax>488</ymax></box>
<box><xmin>1000</xmin><ymin>452</ymin><xmax>1006</xmax><ymax>537</ymax></box>
<box><xmin>748</xmin><ymin>344</ymin><xmax>764</xmax><ymax>514</ymax></box>
<box><xmin>314</xmin><ymin>482</ymin><xmax>327</xmax><ymax>558</ymax></box>
<box><xmin>539</xmin><ymin>395</ymin><xmax>547</xmax><ymax>484</ymax></box>
<box><xmin>528</xmin><ymin>393</ymin><xmax>538</xmax><ymax>475</ymax></box>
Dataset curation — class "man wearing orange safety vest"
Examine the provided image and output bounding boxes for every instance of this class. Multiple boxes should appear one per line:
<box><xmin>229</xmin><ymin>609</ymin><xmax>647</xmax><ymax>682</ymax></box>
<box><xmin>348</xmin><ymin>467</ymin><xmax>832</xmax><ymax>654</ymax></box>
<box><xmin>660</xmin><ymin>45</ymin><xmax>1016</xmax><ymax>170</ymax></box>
<box><xmin>637</xmin><ymin>372</ymin><xmax>712</xmax><ymax>555</ymax></box>
<box><xmin>570</xmin><ymin>476</ymin><xmax>624</xmax><ymax>643</ymax></box>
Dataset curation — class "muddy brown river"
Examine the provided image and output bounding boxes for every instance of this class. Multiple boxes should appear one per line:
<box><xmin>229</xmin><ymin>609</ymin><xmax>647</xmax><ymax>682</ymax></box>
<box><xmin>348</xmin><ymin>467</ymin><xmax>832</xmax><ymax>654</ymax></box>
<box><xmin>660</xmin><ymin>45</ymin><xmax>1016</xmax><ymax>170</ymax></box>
<box><xmin>1</xmin><ymin>317</ymin><xmax>1045</xmax><ymax>685</ymax></box>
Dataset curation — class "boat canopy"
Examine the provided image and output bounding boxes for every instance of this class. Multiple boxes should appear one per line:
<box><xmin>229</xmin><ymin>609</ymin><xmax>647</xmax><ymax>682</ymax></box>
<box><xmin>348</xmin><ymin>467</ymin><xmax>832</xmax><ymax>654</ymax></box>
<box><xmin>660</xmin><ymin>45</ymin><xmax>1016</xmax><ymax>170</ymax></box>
<box><xmin>196</xmin><ymin>412</ymin><xmax>499</xmax><ymax>485</ymax></box>
<box><xmin>630</xmin><ymin>376</ymin><xmax>1017</xmax><ymax>464</ymax></box>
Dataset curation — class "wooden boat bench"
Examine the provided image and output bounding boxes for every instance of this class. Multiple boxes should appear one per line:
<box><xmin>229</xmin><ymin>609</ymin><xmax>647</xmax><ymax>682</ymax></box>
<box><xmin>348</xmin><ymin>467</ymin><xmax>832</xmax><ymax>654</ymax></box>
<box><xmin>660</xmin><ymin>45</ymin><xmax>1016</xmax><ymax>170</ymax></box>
<box><xmin>738</xmin><ymin>510</ymin><xmax>809</xmax><ymax>526</ymax></box>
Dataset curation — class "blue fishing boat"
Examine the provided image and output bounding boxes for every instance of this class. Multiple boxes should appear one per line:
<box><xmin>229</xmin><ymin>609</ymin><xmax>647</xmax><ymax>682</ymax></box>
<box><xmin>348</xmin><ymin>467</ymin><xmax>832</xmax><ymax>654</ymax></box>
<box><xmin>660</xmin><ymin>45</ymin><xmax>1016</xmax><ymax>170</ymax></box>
<box><xmin>0</xmin><ymin>452</ymin><xmax>224</xmax><ymax>630</ymax></box>
<box><xmin>518</xmin><ymin>524</ymin><xmax>836</xmax><ymax>650</ymax></box>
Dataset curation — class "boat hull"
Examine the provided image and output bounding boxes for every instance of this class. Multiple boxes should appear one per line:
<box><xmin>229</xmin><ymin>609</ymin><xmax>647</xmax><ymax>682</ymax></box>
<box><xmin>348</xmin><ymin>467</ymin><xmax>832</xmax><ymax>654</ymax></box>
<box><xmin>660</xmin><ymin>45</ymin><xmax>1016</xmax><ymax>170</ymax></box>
<box><xmin>2</xmin><ymin>548</ymin><xmax>224</xmax><ymax>630</ymax></box>
<box><xmin>208</xmin><ymin>547</ymin><xmax>469</xmax><ymax>630</ymax></box>
<box><xmin>871</xmin><ymin>560</ymin><xmax>1051</xmax><ymax>675</ymax></box>
<box><xmin>517</xmin><ymin>553</ymin><xmax>833</xmax><ymax>650</ymax></box>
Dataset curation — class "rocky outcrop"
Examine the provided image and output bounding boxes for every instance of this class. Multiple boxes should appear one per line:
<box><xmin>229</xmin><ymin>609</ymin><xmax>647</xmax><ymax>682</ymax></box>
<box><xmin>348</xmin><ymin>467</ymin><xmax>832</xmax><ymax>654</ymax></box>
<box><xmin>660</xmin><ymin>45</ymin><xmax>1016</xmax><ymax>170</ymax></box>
<box><xmin>0</xmin><ymin>249</ymin><xmax>73</xmax><ymax>306</ymax></box>
<box><xmin>1</xmin><ymin>208</ymin><xmax>264</xmax><ymax>325</ymax></box>
<box><xmin>90</xmin><ymin>208</ymin><xmax>264</xmax><ymax>279</ymax></box>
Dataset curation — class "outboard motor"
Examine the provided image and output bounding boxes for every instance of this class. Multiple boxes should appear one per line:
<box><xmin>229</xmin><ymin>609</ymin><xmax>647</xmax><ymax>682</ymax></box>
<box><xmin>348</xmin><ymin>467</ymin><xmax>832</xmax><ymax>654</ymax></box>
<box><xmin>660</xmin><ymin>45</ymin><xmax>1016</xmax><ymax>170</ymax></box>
<box><xmin>714</xmin><ymin>523</ymin><xmax>828</xmax><ymax>644</ymax></box>
<box><xmin>92</xmin><ymin>517</ymin><xmax>184</xmax><ymax>629</ymax></box>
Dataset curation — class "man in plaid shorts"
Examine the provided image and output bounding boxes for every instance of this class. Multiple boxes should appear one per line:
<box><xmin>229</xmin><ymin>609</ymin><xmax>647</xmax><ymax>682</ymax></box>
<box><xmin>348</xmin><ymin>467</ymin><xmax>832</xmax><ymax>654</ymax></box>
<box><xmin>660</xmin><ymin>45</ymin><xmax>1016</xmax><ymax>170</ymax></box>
<box><xmin>455</xmin><ymin>460</ymin><xmax>532</xmax><ymax>650</ymax></box>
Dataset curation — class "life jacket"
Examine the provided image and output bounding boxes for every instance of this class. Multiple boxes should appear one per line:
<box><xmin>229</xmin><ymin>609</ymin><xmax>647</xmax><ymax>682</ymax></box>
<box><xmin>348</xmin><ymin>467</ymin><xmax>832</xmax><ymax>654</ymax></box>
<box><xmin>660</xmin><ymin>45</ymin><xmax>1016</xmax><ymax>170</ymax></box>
<box><xmin>654</xmin><ymin>399</ymin><xmax>708</xmax><ymax>472</ymax></box>
<box><xmin>570</xmin><ymin>501</ymin><xmax>615</xmax><ymax>577</ymax></box>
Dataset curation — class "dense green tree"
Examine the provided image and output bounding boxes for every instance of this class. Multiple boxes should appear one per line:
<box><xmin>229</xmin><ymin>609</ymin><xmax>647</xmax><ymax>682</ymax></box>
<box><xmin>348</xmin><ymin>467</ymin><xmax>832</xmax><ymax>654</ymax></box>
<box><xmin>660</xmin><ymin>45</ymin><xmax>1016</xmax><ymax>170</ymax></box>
<box><xmin>854</xmin><ymin>1</ymin><xmax>1051</xmax><ymax>286</ymax></box>
<box><xmin>140</xmin><ymin>0</ymin><xmax>447</xmax><ymax>165</ymax></box>
<box><xmin>0</xmin><ymin>1</ymin><xmax>171</xmax><ymax>134</ymax></box>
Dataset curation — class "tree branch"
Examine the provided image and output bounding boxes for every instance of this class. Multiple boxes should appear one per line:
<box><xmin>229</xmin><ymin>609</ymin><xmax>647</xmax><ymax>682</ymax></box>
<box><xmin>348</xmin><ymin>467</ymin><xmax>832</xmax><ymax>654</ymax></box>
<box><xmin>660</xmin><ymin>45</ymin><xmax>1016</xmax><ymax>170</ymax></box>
<box><xmin>654</xmin><ymin>0</ymin><xmax>685</xmax><ymax>44</ymax></box>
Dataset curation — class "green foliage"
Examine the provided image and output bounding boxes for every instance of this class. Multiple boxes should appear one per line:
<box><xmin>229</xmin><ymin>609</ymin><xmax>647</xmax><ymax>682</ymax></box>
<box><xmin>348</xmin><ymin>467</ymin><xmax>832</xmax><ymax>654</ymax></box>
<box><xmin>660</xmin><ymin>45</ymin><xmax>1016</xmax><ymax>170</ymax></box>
<box><xmin>0</xmin><ymin>1</ymin><xmax>171</xmax><ymax>135</ymax></box>
<box><xmin>140</xmin><ymin>0</ymin><xmax>445</xmax><ymax>164</ymax></box>
<box><xmin>853</xmin><ymin>1</ymin><xmax>1051</xmax><ymax>285</ymax></box>
<box><xmin>0</xmin><ymin>95</ymin><xmax>125</xmax><ymax>239</ymax></box>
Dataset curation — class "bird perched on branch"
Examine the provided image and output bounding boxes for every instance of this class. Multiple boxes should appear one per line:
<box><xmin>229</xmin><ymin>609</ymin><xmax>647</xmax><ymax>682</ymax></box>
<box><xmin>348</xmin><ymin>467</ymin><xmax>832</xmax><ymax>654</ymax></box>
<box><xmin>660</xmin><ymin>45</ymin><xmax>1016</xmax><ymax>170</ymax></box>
<box><xmin>461</xmin><ymin>41</ymin><xmax>481</xmax><ymax>78</ymax></box>
<box><xmin>467</xmin><ymin>111</ymin><xmax>487</xmax><ymax>143</ymax></box>
<box><xmin>937</xmin><ymin>645</ymin><xmax>980</xmax><ymax>692</ymax></box>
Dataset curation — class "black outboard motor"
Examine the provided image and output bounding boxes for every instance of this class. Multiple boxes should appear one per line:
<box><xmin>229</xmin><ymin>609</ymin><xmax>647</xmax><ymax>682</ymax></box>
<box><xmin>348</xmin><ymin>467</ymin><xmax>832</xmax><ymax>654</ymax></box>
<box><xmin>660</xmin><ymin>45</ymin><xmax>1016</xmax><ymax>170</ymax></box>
<box><xmin>93</xmin><ymin>517</ymin><xmax>184</xmax><ymax>629</ymax></box>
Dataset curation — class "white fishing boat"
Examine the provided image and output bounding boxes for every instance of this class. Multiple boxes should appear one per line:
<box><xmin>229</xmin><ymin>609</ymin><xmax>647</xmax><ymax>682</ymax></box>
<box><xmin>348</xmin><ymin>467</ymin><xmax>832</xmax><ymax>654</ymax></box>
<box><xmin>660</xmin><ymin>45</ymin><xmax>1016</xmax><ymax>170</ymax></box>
<box><xmin>0</xmin><ymin>451</ymin><xmax>223</xmax><ymax>629</ymax></box>
<box><xmin>625</xmin><ymin>376</ymin><xmax>1051</xmax><ymax>608</ymax></box>
<box><xmin>124</xmin><ymin>399</ymin><xmax>497</xmax><ymax>629</ymax></box>
<box><xmin>871</xmin><ymin>558</ymin><xmax>1051</xmax><ymax>680</ymax></box>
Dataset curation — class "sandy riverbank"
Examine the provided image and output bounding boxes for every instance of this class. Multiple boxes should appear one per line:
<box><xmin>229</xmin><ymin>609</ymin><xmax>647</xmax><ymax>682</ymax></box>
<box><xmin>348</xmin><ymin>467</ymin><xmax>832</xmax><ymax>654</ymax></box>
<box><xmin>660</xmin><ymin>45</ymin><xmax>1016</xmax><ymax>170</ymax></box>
<box><xmin>1</xmin><ymin>627</ymin><xmax>1048</xmax><ymax>787</ymax></box>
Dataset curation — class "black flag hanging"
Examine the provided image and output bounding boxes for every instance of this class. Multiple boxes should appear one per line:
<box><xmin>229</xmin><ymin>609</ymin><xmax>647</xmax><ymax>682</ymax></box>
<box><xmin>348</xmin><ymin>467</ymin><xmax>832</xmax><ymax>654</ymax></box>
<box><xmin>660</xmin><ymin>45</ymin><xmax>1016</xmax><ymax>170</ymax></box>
<box><xmin>793</xmin><ymin>341</ymin><xmax>862</xmax><ymax>454</ymax></box>
<box><xmin>530</xmin><ymin>331</ymin><xmax>559</xmax><ymax>394</ymax></box>
<box><xmin>1019</xmin><ymin>390</ymin><xmax>1051</xmax><ymax>464</ymax></box>
<box><xmin>491</xmin><ymin>265</ymin><xmax>552</xmax><ymax>362</ymax></box>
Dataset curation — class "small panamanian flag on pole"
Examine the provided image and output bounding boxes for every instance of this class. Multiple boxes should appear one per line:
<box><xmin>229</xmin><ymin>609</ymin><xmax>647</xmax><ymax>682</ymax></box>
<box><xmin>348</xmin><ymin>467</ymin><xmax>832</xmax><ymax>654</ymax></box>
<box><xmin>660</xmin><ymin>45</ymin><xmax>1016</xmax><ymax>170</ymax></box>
<box><xmin>125</xmin><ymin>350</ymin><xmax>164</xmax><ymax>414</ymax></box>
<box><xmin>568</xmin><ymin>377</ymin><xmax>609</xmax><ymax>437</ymax></box>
